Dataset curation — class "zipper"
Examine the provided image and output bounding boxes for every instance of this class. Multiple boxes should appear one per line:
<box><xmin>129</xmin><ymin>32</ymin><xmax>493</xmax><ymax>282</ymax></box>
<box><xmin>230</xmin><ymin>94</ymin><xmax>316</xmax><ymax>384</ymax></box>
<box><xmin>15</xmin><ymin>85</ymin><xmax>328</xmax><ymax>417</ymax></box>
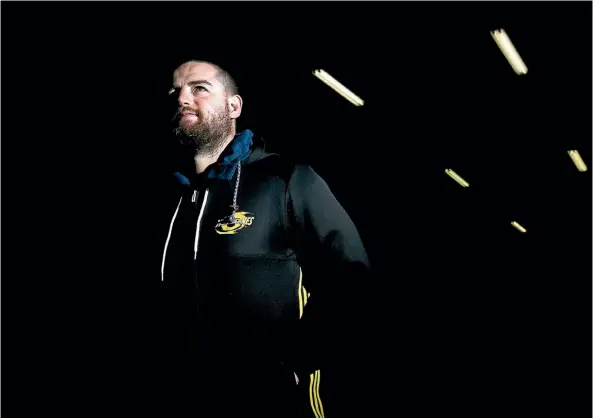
<box><xmin>194</xmin><ymin>188</ymin><xmax>209</xmax><ymax>260</ymax></box>
<box><xmin>161</xmin><ymin>196</ymin><xmax>184</xmax><ymax>282</ymax></box>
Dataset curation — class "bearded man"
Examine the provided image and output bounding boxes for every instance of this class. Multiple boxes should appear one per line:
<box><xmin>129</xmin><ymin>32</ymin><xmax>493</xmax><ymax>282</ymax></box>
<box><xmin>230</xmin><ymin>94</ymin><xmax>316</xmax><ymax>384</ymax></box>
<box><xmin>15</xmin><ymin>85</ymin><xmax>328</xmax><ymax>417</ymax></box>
<box><xmin>160</xmin><ymin>60</ymin><xmax>371</xmax><ymax>418</ymax></box>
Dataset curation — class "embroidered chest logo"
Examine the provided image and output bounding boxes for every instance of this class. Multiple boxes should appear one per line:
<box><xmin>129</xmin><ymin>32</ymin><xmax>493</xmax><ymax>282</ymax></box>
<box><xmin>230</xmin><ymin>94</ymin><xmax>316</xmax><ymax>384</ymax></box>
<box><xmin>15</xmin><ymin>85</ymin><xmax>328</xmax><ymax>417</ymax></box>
<box><xmin>215</xmin><ymin>211</ymin><xmax>255</xmax><ymax>235</ymax></box>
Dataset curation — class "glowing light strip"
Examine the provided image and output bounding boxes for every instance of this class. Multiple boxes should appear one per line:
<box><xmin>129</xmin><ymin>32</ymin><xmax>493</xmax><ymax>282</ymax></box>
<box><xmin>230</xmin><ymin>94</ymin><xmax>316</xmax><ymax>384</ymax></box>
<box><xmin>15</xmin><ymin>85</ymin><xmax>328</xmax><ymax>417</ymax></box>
<box><xmin>568</xmin><ymin>150</ymin><xmax>588</xmax><ymax>172</ymax></box>
<box><xmin>313</xmin><ymin>69</ymin><xmax>364</xmax><ymax>106</ymax></box>
<box><xmin>445</xmin><ymin>168</ymin><xmax>470</xmax><ymax>187</ymax></box>
<box><xmin>491</xmin><ymin>29</ymin><xmax>528</xmax><ymax>75</ymax></box>
<box><xmin>511</xmin><ymin>221</ymin><xmax>527</xmax><ymax>233</ymax></box>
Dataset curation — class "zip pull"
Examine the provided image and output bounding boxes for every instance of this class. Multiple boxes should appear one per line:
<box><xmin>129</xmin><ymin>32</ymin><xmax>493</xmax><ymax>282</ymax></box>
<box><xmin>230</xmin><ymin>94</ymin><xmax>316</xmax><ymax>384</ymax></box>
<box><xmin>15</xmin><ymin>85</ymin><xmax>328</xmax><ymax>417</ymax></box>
<box><xmin>191</xmin><ymin>190</ymin><xmax>197</xmax><ymax>203</ymax></box>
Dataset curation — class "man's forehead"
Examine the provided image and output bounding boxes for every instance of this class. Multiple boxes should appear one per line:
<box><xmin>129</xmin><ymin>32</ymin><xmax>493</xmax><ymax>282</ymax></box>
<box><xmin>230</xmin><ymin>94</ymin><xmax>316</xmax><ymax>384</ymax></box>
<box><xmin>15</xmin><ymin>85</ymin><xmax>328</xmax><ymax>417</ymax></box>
<box><xmin>173</xmin><ymin>62</ymin><xmax>219</xmax><ymax>85</ymax></box>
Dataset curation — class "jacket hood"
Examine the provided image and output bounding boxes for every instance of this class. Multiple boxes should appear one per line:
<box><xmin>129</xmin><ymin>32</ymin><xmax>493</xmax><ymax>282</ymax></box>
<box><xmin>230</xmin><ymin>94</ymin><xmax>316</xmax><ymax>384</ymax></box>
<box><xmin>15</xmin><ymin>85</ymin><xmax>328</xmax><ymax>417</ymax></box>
<box><xmin>173</xmin><ymin>129</ymin><xmax>277</xmax><ymax>187</ymax></box>
<box><xmin>244</xmin><ymin>132</ymin><xmax>278</xmax><ymax>165</ymax></box>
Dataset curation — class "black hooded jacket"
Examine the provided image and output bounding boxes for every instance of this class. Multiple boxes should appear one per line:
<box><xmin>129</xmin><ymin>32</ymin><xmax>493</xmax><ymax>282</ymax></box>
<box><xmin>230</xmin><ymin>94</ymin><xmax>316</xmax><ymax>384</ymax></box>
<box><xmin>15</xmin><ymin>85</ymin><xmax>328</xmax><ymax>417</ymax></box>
<box><xmin>160</xmin><ymin>131</ymin><xmax>371</xmax><ymax>384</ymax></box>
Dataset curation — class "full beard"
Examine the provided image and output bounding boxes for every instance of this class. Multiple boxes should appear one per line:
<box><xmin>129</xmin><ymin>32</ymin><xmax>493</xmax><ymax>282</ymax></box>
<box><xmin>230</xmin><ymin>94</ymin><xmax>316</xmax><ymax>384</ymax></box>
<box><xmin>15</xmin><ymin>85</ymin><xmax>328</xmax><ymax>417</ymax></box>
<box><xmin>173</xmin><ymin>108</ymin><xmax>234</xmax><ymax>157</ymax></box>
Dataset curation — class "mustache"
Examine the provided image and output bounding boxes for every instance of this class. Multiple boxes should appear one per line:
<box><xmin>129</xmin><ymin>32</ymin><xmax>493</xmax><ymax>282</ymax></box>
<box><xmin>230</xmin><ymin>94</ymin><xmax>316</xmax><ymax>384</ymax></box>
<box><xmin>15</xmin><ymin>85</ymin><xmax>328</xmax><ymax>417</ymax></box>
<box><xmin>172</xmin><ymin>107</ymin><xmax>200</xmax><ymax>122</ymax></box>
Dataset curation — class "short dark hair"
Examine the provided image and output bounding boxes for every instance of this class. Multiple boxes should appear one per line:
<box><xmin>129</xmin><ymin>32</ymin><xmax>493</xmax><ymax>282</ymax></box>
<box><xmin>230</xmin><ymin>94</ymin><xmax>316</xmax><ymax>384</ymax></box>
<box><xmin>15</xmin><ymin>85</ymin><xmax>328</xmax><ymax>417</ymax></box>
<box><xmin>212</xmin><ymin>63</ymin><xmax>239</xmax><ymax>97</ymax></box>
<box><xmin>185</xmin><ymin>60</ymin><xmax>239</xmax><ymax>96</ymax></box>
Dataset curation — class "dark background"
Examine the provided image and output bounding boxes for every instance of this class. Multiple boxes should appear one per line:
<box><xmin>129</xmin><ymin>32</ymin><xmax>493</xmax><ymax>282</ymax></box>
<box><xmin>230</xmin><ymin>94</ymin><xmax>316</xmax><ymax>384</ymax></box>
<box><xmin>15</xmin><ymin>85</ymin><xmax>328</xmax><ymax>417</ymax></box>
<box><xmin>2</xmin><ymin>1</ymin><xmax>591</xmax><ymax>417</ymax></box>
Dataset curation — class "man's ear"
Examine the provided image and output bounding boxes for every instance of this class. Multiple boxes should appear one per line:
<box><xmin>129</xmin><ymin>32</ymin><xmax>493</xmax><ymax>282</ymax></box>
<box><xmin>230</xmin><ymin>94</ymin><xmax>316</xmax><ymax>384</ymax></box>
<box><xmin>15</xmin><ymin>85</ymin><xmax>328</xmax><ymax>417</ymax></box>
<box><xmin>228</xmin><ymin>95</ymin><xmax>243</xmax><ymax>120</ymax></box>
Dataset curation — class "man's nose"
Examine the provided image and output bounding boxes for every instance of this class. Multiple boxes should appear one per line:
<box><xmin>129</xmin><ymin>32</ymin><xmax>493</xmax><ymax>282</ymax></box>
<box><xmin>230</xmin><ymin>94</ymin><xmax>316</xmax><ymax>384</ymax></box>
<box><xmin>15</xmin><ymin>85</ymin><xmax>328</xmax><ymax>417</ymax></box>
<box><xmin>177</xmin><ymin>87</ymin><xmax>192</xmax><ymax>107</ymax></box>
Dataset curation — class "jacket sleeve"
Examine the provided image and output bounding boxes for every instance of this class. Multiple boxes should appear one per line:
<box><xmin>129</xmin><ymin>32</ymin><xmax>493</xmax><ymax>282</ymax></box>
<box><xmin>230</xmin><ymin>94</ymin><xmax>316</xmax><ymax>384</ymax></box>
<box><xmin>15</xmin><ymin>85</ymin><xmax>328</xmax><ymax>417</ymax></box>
<box><xmin>285</xmin><ymin>164</ymin><xmax>372</xmax><ymax>374</ymax></box>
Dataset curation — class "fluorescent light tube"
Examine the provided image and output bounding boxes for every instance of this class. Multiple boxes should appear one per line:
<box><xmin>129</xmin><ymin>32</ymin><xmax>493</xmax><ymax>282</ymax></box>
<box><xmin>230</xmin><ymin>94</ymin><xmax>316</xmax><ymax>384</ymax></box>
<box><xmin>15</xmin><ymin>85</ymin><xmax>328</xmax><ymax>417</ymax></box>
<box><xmin>491</xmin><ymin>29</ymin><xmax>528</xmax><ymax>75</ymax></box>
<box><xmin>511</xmin><ymin>221</ymin><xmax>527</xmax><ymax>233</ymax></box>
<box><xmin>445</xmin><ymin>168</ymin><xmax>470</xmax><ymax>187</ymax></box>
<box><xmin>568</xmin><ymin>150</ymin><xmax>588</xmax><ymax>172</ymax></box>
<box><xmin>313</xmin><ymin>69</ymin><xmax>364</xmax><ymax>106</ymax></box>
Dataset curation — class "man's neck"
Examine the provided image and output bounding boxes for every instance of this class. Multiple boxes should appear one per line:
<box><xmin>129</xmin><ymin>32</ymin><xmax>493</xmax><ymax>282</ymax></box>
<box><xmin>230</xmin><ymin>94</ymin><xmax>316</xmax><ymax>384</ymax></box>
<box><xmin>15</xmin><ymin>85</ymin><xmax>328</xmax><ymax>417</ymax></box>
<box><xmin>193</xmin><ymin>133</ymin><xmax>236</xmax><ymax>175</ymax></box>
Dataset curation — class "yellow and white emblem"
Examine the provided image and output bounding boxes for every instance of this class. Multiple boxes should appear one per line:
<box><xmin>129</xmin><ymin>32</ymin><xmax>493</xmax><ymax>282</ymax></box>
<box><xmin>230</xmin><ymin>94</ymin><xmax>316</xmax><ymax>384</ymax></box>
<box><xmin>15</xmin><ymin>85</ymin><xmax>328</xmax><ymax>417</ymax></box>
<box><xmin>215</xmin><ymin>211</ymin><xmax>255</xmax><ymax>235</ymax></box>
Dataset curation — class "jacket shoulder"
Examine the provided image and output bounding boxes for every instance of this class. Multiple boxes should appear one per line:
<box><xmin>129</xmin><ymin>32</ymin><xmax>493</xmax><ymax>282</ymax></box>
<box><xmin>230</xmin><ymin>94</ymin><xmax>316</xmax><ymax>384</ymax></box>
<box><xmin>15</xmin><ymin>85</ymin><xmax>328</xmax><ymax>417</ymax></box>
<box><xmin>248</xmin><ymin>154</ymin><xmax>300</xmax><ymax>184</ymax></box>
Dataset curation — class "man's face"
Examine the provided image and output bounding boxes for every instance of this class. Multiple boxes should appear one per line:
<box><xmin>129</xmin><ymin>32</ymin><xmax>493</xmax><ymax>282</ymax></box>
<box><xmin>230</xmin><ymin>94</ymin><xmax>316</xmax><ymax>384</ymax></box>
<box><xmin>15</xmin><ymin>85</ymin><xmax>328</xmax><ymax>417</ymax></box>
<box><xmin>170</xmin><ymin>62</ymin><xmax>235</xmax><ymax>155</ymax></box>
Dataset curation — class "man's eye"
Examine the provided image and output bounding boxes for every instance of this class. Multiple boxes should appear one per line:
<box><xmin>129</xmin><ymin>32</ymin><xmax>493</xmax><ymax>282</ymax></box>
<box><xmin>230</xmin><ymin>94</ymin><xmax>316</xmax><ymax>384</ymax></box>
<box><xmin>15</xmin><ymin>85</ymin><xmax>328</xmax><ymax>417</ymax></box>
<box><xmin>192</xmin><ymin>86</ymin><xmax>207</xmax><ymax>93</ymax></box>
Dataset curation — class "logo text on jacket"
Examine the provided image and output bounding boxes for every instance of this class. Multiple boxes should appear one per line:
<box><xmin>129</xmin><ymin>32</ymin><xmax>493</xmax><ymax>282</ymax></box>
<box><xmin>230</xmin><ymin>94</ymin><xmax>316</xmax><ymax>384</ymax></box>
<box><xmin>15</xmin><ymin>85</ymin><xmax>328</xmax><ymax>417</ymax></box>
<box><xmin>215</xmin><ymin>211</ymin><xmax>255</xmax><ymax>235</ymax></box>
